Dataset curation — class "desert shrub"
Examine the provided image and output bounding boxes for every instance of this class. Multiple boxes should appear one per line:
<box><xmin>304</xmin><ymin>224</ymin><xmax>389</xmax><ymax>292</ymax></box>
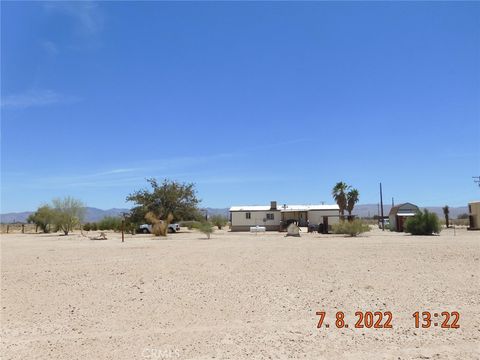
<box><xmin>404</xmin><ymin>209</ymin><xmax>441</xmax><ymax>235</ymax></box>
<box><xmin>52</xmin><ymin>197</ymin><xmax>85</xmax><ymax>235</ymax></box>
<box><xmin>179</xmin><ymin>220</ymin><xmax>201</xmax><ymax>230</ymax></box>
<box><xmin>457</xmin><ymin>213</ymin><xmax>469</xmax><ymax>220</ymax></box>
<box><xmin>97</xmin><ymin>216</ymin><xmax>122</xmax><ymax>231</ymax></box>
<box><xmin>210</xmin><ymin>215</ymin><xmax>228</xmax><ymax>229</ymax></box>
<box><xmin>192</xmin><ymin>221</ymin><xmax>214</xmax><ymax>239</ymax></box>
<box><xmin>145</xmin><ymin>212</ymin><xmax>173</xmax><ymax>236</ymax></box>
<box><xmin>452</xmin><ymin>218</ymin><xmax>469</xmax><ymax>227</ymax></box>
<box><xmin>332</xmin><ymin>220</ymin><xmax>370</xmax><ymax>237</ymax></box>
<box><xmin>27</xmin><ymin>205</ymin><xmax>56</xmax><ymax>233</ymax></box>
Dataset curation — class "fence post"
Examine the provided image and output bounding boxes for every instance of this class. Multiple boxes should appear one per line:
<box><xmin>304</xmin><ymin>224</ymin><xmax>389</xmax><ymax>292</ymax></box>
<box><xmin>22</xmin><ymin>224</ymin><xmax>25</xmax><ymax>233</ymax></box>
<box><xmin>121</xmin><ymin>220</ymin><xmax>125</xmax><ymax>243</ymax></box>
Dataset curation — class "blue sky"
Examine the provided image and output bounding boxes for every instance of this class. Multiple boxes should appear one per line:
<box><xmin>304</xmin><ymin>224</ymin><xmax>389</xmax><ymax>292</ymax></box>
<box><xmin>1</xmin><ymin>1</ymin><xmax>479</xmax><ymax>212</ymax></box>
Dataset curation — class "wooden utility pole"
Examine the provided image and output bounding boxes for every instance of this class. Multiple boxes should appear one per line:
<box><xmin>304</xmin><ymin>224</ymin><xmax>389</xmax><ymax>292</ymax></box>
<box><xmin>380</xmin><ymin>183</ymin><xmax>385</xmax><ymax>231</ymax></box>
<box><xmin>121</xmin><ymin>220</ymin><xmax>125</xmax><ymax>243</ymax></box>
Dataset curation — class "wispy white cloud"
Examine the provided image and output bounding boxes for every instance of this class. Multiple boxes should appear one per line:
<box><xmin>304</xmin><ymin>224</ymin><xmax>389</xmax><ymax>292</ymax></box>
<box><xmin>40</xmin><ymin>40</ymin><xmax>59</xmax><ymax>56</ymax></box>
<box><xmin>19</xmin><ymin>154</ymin><xmax>236</xmax><ymax>190</ymax></box>
<box><xmin>1</xmin><ymin>89</ymin><xmax>79</xmax><ymax>109</ymax></box>
<box><xmin>196</xmin><ymin>175</ymin><xmax>281</xmax><ymax>185</ymax></box>
<box><xmin>4</xmin><ymin>143</ymin><xmax>304</xmax><ymax>191</ymax></box>
<box><xmin>44</xmin><ymin>2</ymin><xmax>103</xmax><ymax>35</ymax></box>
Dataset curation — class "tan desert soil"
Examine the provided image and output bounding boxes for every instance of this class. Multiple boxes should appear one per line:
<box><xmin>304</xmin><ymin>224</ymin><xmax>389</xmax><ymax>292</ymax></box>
<box><xmin>1</xmin><ymin>227</ymin><xmax>479</xmax><ymax>359</ymax></box>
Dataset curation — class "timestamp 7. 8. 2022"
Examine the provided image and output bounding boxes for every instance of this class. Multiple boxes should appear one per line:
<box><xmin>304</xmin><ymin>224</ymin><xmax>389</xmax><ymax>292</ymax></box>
<box><xmin>315</xmin><ymin>311</ymin><xmax>460</xmax><ymax>329</ymax></box>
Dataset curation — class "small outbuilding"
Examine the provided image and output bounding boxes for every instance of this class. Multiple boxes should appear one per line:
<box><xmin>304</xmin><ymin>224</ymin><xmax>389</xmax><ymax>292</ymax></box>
<box><xmin>468</xmin><ymin>201</ymin><xmax>480</xmax><ymax>230</ymax></box>
<box><xmin>389</xmin><ymin>202</ymin><xmax>419</xmax><ymax>232</ymax></box>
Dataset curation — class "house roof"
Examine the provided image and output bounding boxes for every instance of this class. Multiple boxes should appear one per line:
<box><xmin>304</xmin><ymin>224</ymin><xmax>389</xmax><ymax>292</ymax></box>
<box><xmin>229</xmin><ymin>206</ymin><xmax>272</xmax><ymax>212</ymax></box>
<box><xmin>389</xmin><ymin>202</ymin><xmax>419</xmax><ymax>216</ymax></box>
<box><xmin>279</xmin><ymin>204</ymin><xmax>339</xmax><ymax>212</ymax></box>
<box><xmin>229</xmin><ymin>204</ymin><xmax>339</xmax><ymax>212</ymax></box>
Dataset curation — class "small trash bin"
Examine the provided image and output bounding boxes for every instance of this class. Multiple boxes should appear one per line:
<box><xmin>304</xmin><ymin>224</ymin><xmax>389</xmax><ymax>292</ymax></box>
<box><xmin>318</xmin><ymin>223</ymin><xmax>324</xmax><ymax>234</ymax></box>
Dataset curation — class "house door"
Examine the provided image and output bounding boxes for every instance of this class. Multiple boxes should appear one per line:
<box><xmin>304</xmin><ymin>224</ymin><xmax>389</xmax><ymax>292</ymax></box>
<box><xmin>397</xmin><ymin>216</ymin><xmax>404</xmax><ymax>232</ymax></box>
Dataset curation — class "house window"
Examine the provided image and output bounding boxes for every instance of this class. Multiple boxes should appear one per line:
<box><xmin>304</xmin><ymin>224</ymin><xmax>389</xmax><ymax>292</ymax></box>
<box><xmin>246</xmin><ymin>212</ymin><xmax>251</xmax><ymax>219</ymax></box>
<box><xmin>266</xmin><ymin>213</ymin><xmax>274</xmax><ymax>220</ymax></box>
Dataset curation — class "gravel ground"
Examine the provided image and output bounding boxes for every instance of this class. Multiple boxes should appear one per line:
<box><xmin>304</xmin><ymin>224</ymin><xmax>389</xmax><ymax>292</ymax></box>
<box><xmin>1</xmin><ymin>227</ymin><xmax>479</xmax><ymax>359</ymax></box>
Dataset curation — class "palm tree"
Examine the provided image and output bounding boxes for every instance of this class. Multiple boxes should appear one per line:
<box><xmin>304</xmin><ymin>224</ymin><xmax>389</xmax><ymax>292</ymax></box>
<box><xmin>332</xmin><ymin>182</ymin><xmax>350</xmax><ymax>220</ymax></box>
<box><xmin>442</xmin><ymin>205</ymin><xmax>450</xmax><ymax>228</ymax></box>
<box><xmin>346</xmin><ymin>188</ymin><xmax>360</xmax><ymax>220</ymax></box>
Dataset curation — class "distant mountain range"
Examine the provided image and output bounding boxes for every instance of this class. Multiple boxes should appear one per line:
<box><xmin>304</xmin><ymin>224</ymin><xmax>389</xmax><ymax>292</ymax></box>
<box><xmin>350</xmin><ymin>204</ymin><xmax>469</xmax><ymax>219</ymax></box>
<box><xmin>0</xmin><ymin>207</ymin><xmax>130</xmax><ymax>224</ymax></box>
<box><xmin>0</xmin><ymin>204</ymin><xmax>469</xmax><ymax>224</ymax></box>
<box><xmin>0</xmin><ymin>207</ymin><xmax>230</xmax><ymax>224</ymax></box>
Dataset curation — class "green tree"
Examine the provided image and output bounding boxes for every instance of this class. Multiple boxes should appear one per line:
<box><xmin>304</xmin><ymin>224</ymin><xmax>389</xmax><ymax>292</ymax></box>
<box><xmin>126</xmin><ymin>178</ymin><xmax>200</xmax><ymax>223</ymax></box>
<box><xmin>52</xmin><ymin>197</ymin><xmax>85</xmax><ymax>235</ymax></box>
<box><xmin>404</xmin><ymin>209</ymin><xmax>441</xmax><ymax>235</ymax></box>
<box><xmin>346</xmin><ymin>188</ymin><xmax>360</xmax><ymax>220</ymax></box>
<box><xmin>442</xmin><ymin>205</ymin><xmax>450</xmax><ymax>228</ymax></box>
<box><xmin>27</xmin><ymin>205</ymin><xmax>56</xmax><ymax>233</ymax></box>
<box><xmin>332</xmin><ymin>182</ymin><xmax>350</xmax><ymax>220</ymax></box>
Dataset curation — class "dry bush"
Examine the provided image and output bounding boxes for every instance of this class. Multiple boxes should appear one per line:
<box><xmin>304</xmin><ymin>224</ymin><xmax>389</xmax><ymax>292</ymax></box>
<box><xmin>145</xmin><ymin>212</ymin><xmax>173</xmax><ymax>237</ymax></box>
<box><xmin>332</xmin><ymin>220</ymin><xmax>371</xmax><ymax>237</ymax></box>
<box><xmin>1</xmin><ymin>223</ymin><xmax>37</xmax><ymax>234</ymax></box>
<box><xmin>192</xmin><ymin>221</ymin><xmax>214</xmax><ymax>239</ymax></box>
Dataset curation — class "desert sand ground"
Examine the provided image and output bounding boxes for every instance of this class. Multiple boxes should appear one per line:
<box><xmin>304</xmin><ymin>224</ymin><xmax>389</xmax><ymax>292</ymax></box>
<box><xmin>1</xmin><ymin>227</ymin><xmax>479</xmax><ymax>360</ymax></box>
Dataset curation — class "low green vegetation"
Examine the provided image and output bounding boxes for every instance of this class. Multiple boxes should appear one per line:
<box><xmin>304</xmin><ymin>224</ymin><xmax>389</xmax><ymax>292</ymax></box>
<box><xmin>192</xmin><ymin>221</ymin><xmax>214</xmax><ymax>239</ymax></box>
<box><xmin>404</xmin><ymin>209</ymin><xmax>441</xmax><ymax>235</ymax></box>
<box><xmin>332</xmin><ymin>220</ymin><xmax>370</xmax><ymax>237</ymax></box>
<box><xmin>178</xmin><ymin>220</ymin><xmax>201</xmax><ymax>230</ymax></box>
<box><xmin>27</xmin><ymin>205</ymin><xmax>56</xmax><ymax>233</ymax></box>
<box><xmin>210</xmin><ymin>214</ymin><xmax>228</xmax><ymax>229</ymax></box>
<box><xmin>82</xmin><ymin>217</ymin><xmax>123</xmax><ymax>232</ymax></box>
<box><xmin>82</xmin><ymin>222</ymin><xmax>98</xmax><ymax>231</ymax></box>
<box><xmin>97</xmin><ymin>216</ymin><xmax>123</xmax><ymax>231</ymax></box>
<box><xmin>28</xmin><ymin>197</ymin><xmax>85</xmax><ymax>235</ymax></box>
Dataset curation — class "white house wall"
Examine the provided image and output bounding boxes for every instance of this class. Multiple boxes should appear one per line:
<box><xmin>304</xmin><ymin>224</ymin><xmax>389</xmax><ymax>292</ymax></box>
<box><xmin>308</xmin><ymin>210</ymin><xmax>340</xmax><ymax>225</ymax></box>
<box><xmin>230</xmin><ymin>211</ymin><xmax>281</xmax><ymax>231</ymax></box>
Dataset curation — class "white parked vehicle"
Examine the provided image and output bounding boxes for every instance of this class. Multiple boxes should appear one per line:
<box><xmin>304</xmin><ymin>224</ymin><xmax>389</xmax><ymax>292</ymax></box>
<box><xmin>138</xmin><ymin>223</ymin><xmax>180</xmax><ymax>233</ymax></box>
<box><xmin>378</xmin><ymin>219</ymin><xmax>390</xmax><ymax>229</ymax></box>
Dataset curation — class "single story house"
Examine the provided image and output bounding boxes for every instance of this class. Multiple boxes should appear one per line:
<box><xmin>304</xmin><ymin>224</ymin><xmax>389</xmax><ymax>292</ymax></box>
<box><xmin>389</xmin><ymin>202</ymin><xmax>419</xmax><ymax>232</ymax></box>
<box><xmin>229</xmin><ymin>201</ymin><xmax>340</xmax><ymax>232</ymax></box>
<box><xmin>468</xmin><ymin>201</ymin><xmax>480</xmax><ymax>230</ymax></box>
